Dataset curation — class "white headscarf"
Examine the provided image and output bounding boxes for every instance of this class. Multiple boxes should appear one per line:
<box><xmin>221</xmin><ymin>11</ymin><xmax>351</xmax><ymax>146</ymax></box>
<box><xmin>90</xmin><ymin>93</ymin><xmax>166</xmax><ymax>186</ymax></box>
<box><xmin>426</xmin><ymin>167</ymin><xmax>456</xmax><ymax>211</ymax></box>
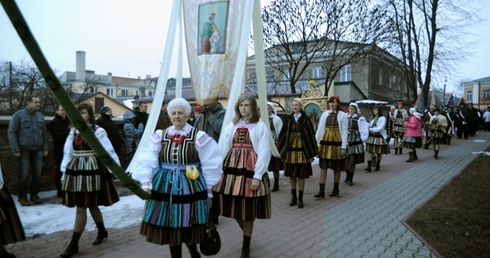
<box><xmin>267</xmin><ymin>102</ymin><xmax>276</xmax><ymax>116</ymax></box>
<box><xmin>409</xmin><ymin>107</ymin><xmax>422</xmax><ymax>119</ymax></box>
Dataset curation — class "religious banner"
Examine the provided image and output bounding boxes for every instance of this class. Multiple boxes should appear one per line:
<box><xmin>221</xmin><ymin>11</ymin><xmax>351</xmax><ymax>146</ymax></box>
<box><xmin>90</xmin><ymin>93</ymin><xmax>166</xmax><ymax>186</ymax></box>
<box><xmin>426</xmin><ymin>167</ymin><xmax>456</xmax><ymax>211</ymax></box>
<box><xmin>183</xmin><ymin>0</ymin><xmax>253</xmax><ymax>105</ymax></box>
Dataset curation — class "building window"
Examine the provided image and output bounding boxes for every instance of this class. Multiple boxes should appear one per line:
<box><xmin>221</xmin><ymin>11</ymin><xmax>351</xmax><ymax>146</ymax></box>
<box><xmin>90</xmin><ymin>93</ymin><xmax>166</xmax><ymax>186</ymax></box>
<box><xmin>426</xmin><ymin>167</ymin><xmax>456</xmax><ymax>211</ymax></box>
<box><xmin>312</xmin><ymin>67</ymin><xmax>322</xmax><ymax>79</ymax></box>
<box><xmin>293</xmin><ymin>44</ymin><xmax>304</xmax><ymax>54</ymax></box>
<box><xmin>121</xmin><ymin>89</ymin><xmax>128</xmax><ymax>96</ymax></box>
<box><xmin>90</xmin><ymin>86</ymin><xmax>97</xmax><ymax>93</ymax></box>
<box><xmin>283</xmin><ymin>70</ymin><xmax>290</xmax><ymax>81</ymax></box>
<box><xmin>466</xmin><ymin>91</ymin><xmax>472</xmax><ymax>102</ymax></box>
<box><xmin>266</xmin><ymin>71</ymin><xmax>275</xmax><ymax>83</ymax></box>
<box><xmin>378</xmin><ymin>69</ymin><xmax>383</xmax><ymax>85</ymax></box>
<box><xmin>249</xmin><ymin>73</ymin><xmax>256</xmax><ymax>84</ymax></box>
<box><xmin>106</xmin><ymin>88</ymin><xmax>114</xmax><ymax>96</ymax></box>
<box><xmin>483</xmin><ymin>90</ymin><xmax>490</xmax><ymax>100</ymax></box>
<box><xmin>340</xmin><ymin>64</ymin><xmax>351</xmax><ymax>82</ymax></box>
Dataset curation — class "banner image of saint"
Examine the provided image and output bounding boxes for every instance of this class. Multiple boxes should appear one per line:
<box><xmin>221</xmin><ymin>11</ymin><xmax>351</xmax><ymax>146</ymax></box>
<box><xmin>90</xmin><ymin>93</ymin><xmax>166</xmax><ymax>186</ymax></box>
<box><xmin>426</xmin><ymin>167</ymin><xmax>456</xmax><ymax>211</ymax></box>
<box><xmin>198</xmin><ymin>2</ymin><xmax>228</xmax><ymax>55</ymax></box>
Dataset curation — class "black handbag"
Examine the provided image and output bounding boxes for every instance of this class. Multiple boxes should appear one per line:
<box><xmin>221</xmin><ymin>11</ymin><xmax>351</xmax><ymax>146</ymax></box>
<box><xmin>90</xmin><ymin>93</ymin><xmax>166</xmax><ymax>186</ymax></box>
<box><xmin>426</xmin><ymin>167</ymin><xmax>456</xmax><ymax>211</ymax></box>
<box><xmin>200</xmin><ymin>223</ymin><xmax>221</xmax><ymax>256</ymax></box>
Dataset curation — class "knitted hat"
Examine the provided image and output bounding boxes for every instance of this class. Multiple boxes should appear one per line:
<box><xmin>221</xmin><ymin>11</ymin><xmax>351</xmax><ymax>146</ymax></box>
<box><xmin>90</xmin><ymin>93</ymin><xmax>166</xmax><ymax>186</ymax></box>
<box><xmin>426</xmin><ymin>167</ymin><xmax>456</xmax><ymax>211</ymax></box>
<box><xmin>100</xmin><ymin>106</ymin><xmax>111</xmax><ymax>114</ymax></box>
<box><xmin>193</xmin><ymin>106</ymin><xmax>201</xmax><ymax>112</ymax></box>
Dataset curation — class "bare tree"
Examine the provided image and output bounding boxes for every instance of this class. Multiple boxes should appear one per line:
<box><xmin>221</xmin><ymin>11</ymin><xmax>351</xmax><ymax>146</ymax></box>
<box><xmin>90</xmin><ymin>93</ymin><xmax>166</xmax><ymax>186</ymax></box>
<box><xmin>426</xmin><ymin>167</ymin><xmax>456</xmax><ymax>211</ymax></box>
<box><xmin>382</xmin><ymin>0</ymin><xmax>482</xmax><ymax>107</ymax></box>
<box><xmin>318</xmin><ymin>0</ymin><xmax>392</xmax><ymax>94</ymax></box>
<box><xmin>0</xmin><ymin>60</ymin><xmax>57</xmax><ymax>114</ymax></box>
<box><xmin>261</xmin><ymin>0</ymin><xmax>329</xmax><ymax>94</ymax></box>
<box><xmin>261</xmin><ymin>0</ymin><xmax>392</xmax><ymax>95</ymax></box>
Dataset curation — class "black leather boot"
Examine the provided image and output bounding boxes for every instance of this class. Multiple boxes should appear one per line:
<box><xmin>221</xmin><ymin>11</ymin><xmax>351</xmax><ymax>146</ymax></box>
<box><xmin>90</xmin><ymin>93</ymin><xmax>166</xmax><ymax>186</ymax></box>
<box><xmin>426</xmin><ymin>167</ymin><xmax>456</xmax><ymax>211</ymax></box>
<box><xmin>297</xmin><ymin>191</ymin><xmax>304</xmax><ymax>208</ymax></box>
<box><xmin>365</xmin><ymin>161</ymin><xmax>372</xmax><ymax>172</ymax></box>
<box><xmin>169</xmin><ymin>245</ymin><xmax>182</xmax><ymax>258</ymax></box>
<box><xmin>347</xmin><ymin>172</ymin><xmax>354</xmax><ymax>186</ymax></box>
<box><xmin>374</xmin><ymin>161</ymin><xmax>381</xmax><ymax>171</ymax></box>
<box><xmin>60</xmin><ymin>232</ymin><xmax>81</xmax><ymax>258</ymax></box>
<box><xmin>413</xmin><ymin>150</ymin><xmax>418</xmax><ymax>160</ymax></box>
<box><xmin>185</xmin><ymin>243</ymin><xmax>201</xmax><ymax>258</ymax></box>
<box><xmin>434</xmin><ymin>150</ymin><xmax>439</xmax><ymax>159</ymax></box>
<box><xmin>289</xmin><ymin>189</ymin><xmax>297</xmax><ymax>206</ymax></box>
<box><xmin>406</xmin><ymin>152</ymin><xmax>414</xmax><ymax>162</ymax></box>
<box><xmin>314</xmin><ymin>183</ymin><xmax>325</xmax><ymax>198</ymax></box>
<box><xmin>344</xmin><ymin>171</ymin><xmax>349</xmax><ymax>183</ymax></box>
<box><xmin>271</xmin><ymin>177</ymin><xmax>279</xmax><ymax>192</ymax></box>
<box><xmin>395</xmin><ymin>148</ymin><xmax>398</xmax><ymax>155</ymax></box>
<box><xmin>93</xmin><ymin>222</ymin><xmax>108</xmax><ymax>245</ymax></box>
<box><xmin>241</xmin><ymin>236</ymin><xmax>251</xmax><ymax>258</ymax></box>
<box><xmin>329</xmin><ymin>183</ymin><xmax>339</xmax><ymax>197</ymax></box>
<box><xmin>399</xmin><ymin>148</ymin><xmax>403</xmax><ymax>154</ymax></box>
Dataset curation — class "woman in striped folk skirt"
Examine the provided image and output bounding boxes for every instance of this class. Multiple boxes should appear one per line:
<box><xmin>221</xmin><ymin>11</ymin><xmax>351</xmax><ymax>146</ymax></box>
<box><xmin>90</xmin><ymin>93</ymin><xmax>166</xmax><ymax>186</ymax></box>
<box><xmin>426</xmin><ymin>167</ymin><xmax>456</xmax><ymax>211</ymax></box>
<box><xmin>429</xmin><ymin>108</ymin><xmax>448</xmax><ymax>159</ymax></box>
<box><xmin>404</xmin><ymin>108</ymin><xmax>423</xmax><ymax>162</ymax></box>
<box><xmin>393</xmin><ymin>102</ymin><xmax>408</xmax><ymax>155</ymax></box>
<box><xmin>1</xmin><ymin>164</ymin><xmax>25</xmax><ymax>258</ymax></box>
<box><xmin>345</xmin><ymin>103</ymin><xmax>369</xmax><ymax>185</ymax></box>
<box><xmin>59</xmin><ymin>103</ymin><xmax>121</xmax><ymax>258</ymax></box>
<box><xmin>277</xmin><ymin>99</ymin><xmax>318</xmax><ymax>209</ymax></box>
<box><xmin>365</xmin><ymin>106</ymin><xmax>390</xmax><ymax>172</ymax></box>
<box><xmin>315</xmin><ymin>96</ymin><xmax>349</xmax><ymax>198</ymax></box>
<box><xmin>132</xmin><ymin>98</ymin><xmax>222</xmax><ymax>258</ymax></box>
<box><xmin>214</xmin><ymin>94</ymin><xmax>271</xmax><ymax>258</ymax></box>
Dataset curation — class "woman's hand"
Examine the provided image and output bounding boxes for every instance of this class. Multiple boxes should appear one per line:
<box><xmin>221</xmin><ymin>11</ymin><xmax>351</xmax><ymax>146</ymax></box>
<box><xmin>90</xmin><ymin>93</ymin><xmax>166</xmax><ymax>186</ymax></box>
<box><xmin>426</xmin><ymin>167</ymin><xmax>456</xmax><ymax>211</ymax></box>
<box><xmin>250</xmin><ymin>178</ymin><xmax>260</xmax><ymax>191</ymax></box>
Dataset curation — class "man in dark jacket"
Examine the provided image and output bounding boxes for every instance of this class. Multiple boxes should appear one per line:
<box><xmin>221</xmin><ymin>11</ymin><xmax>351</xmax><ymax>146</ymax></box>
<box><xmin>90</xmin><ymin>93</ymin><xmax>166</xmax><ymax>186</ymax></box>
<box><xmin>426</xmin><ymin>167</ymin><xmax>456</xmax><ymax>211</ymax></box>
<box><xmin>193</xmin><ymin>98</ymin><xmax>225</xmax><ymax>225</ymax></box>
<box><xmin>8</xmin><ymin>95</ymin><xmax>49</xmax><ymax>206</ymax></box>
<box><xmin>134</xmin><ymin>102</ymin><xmax>149</xmax><ymax>129</ymax></box>
<box><xmin>96</xmin><ymin>106</ymin><xmax>123</xmax><ymax>157</ymax></box>
<box><xmin>49</xmin><ymin>105</ymin><xmax>70</xmax><ymax>198</ymax></box>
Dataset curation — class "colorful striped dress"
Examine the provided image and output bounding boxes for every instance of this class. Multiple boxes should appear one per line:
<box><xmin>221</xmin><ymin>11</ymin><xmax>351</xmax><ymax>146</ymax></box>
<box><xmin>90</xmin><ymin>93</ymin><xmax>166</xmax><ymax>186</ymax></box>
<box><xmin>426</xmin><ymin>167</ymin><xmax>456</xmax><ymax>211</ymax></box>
<box><xmin>61</xmin><ymin>127</ymin><xmax>120</xmax><ymax>208</ymax></box>
<box><xmin>347</xmin><ymin>114</ymin><xmax>365</xmax><ymax>164</ymax></box>
<box><xmin>366</xmin><ymin>116</ymin><xmax>390</xmax><ymax>154</ymax></box>
<box><xmin>393</xmin><ymin>109</ymin><xmax>406</xmax><ymax>138</ymax></box>
<box><xmin>139</xmin><ymin>127</ymin><xmax>213</xmax><ymax>245</ymax></box>
<box><xmin>280</xmin><ymin>114</ymin><xmax>316</xmax><ymax>178</ymax></box>
<box><xmin>214</xmin><ymin>122</ymin><xmax>271</xmax><ymax>221</ymax></box>
<box><xmin>0</xmin><ymin>171</ymin><xmax>26</xmax><ymax>245</ymax></box>
<box><xmin>318</xmin><ymin>113</ymin><xmax>349</xmax><ymax>171</ymax></box>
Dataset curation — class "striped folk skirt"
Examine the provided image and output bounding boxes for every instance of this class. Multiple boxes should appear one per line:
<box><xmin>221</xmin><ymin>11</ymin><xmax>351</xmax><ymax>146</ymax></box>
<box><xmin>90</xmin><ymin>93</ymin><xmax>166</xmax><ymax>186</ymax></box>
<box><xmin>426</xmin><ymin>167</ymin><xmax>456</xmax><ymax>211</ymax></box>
<box><xmin>284</xmin><ymin>132</ymin><xmax>313</xmax><ymax>178</ymax></box>
<box><xmin>366</xmin><ymin>133</ymin><xmax>390</xmax><ymax>154</ymax></box>
<box><xmin>141</xmin><ymin>163</ymin><xmax>209</xmax><ymax>246</ymax></box>
<box><xmin>431</xmin><ymin>130</ymin><xmax>447</xmax><ymax>144</ymax></box>
<box><xmin>318</xmin><ymin>126</ymin><xmax>349</xmax><ymax>171</ymax></box>
<box><xmin>61</xmin><ymin>154</ymin><xmax>120</xmax><ymax>207</ymax></box>
<box><xmin>403</xmin><ymin>136</ymin><xmax>422</xmax><ymax>149</ymax></box>
<box><xmin>0</xmin><ymin>186</ymin><xmax>26</xmax><ymax>245</ymax></box>
<box><xmin>347</xmin><ymin>131</ymin><xmax>365</xmax><ymax>165</ymax></box>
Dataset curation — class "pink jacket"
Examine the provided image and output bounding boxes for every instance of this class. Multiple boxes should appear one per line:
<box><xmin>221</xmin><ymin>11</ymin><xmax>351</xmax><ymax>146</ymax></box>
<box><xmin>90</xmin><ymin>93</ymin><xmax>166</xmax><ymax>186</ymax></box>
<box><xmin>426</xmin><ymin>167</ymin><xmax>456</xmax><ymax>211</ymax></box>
<box><xmin>405</xmin><ymin>115</ymin><xmax>422</xmax><ymax>137</ymax></box>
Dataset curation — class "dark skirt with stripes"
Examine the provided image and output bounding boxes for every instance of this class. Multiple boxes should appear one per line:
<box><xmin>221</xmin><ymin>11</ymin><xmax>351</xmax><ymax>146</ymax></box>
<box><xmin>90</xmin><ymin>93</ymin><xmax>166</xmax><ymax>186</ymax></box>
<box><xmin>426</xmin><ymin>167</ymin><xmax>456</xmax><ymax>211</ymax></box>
<box><xmin>62</xmin><ymin>169</ymin><xmax>120</xmax><ymax>208</ymax></box>
<box><xmin>284</xmin><ymin>163</ymin><xmax>313</xmax><ymax>178</ymax></box>
<box><xmin>403</xmin><ymin>136</ymin><xmax>422</xmax><ymax>149</ymax></box>
<box><xmin>347</xmin><ymin>131</ymin><xmax>365</xmax><ymax>165</ymax></box>
<box><xmin>366</xmin><ymin>133</ymin><xmax>390</xmax><ymax>154</ymax></box>
<box><xmin>431</xmin><ymin>130</ymin><xmax>447</xmax><ymax>144</ymax></box>
<box><xmin>141</xmin><ymin>163</ymin><xmax>209</xmax><ymax>246</ymax></box>
<box><xmin>0</xmin><ymin>186</ymin><xmax>26</xmax><ymax>245</ymax></box>
<box><xmin>268</xmin><ymin>156</ymin><xmax>284</xmax><ymax>172</ymax></box>
<box><xmin>318</xmin><ymin>123</ymin><xmax>349</xmax><ymax>171</ymax></box>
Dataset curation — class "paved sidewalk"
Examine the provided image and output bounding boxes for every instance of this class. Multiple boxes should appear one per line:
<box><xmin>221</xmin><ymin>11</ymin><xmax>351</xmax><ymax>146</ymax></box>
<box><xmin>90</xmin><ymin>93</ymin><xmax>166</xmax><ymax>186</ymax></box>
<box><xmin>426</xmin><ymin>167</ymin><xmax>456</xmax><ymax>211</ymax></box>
<box><xmin>6</xmin><ymin>133</ymin><xmax>490</xmax><ymax>258</ymax></box>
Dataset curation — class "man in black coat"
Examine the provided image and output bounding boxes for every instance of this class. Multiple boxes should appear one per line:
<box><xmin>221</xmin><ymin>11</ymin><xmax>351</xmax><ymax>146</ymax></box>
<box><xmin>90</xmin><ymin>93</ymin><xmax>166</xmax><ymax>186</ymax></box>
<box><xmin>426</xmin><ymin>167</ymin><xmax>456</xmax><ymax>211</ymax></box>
<box><xmin>96</xmin><ymin>106</ymin><xmax>123</xmax><ymax>157</ymax></box>
<box><xmin>49</xmin><ymin>105</ymin><xmax>70</xmax><ymax>198</ymax></box>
